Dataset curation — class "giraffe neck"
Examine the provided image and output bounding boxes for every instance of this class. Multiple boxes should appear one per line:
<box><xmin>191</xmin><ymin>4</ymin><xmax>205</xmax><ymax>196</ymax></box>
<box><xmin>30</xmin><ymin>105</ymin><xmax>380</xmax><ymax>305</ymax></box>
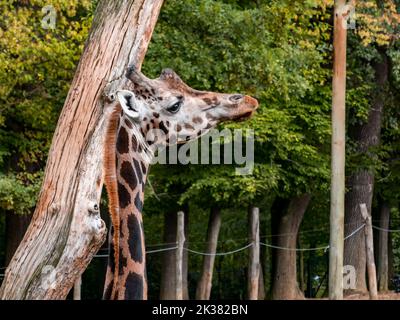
<box><xmin>103</xmin><ymin>115</ymin><xmax>150</xmax><ymax>300</ymax></box>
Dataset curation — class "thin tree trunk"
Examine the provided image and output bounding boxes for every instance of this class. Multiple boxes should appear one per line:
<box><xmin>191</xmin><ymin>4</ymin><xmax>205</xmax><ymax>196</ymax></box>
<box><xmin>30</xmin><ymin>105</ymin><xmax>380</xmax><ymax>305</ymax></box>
<box><xmin>344</xmin><ymin>51</ymin><xmax>388</xmax><ymax>295</ymax></box>
<box><xmin>270</xmin><ymin>197</ymin><xmax>281</xmax><ymax>296</ymax></box>
<box><xmin>196</xmin><ymin>207</ymin><xmax>222</xmax><ymax>300</ymax></box>
<box><xmin>5</xmin><ymin>212</ymin><xmax>32</xmax><ymax>266</ymax></box>
<box><xmin>272</xmin><ymin>194</ymin><xmax>311</xmax><ymax>300</ymax></box>
<box><xmin>160</xmin><ymin>210</ymin><xmax>189</xmax><ymax>300</ymax></box>
<box><xmin>378</xmin><ymin>202</ymin><xmax>390</xmax><ymax>291</ymax></box>
<box><xmin>0</xmin><ymin>0</ymin><xmax>164</xmax><ymax>299</ymax></box>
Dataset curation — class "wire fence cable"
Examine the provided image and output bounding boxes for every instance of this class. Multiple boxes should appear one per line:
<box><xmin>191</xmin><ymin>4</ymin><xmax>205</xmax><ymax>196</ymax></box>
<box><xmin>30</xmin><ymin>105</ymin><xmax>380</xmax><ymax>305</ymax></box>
<box><xmin>260</xmin><ymin>223</ymin><xmax>366</xmax><ymax>252</ymax></box>
<box><xmin>184</xmin><ymin>243</ymin><xmax>254</xmax><ymax>256</ymax></box>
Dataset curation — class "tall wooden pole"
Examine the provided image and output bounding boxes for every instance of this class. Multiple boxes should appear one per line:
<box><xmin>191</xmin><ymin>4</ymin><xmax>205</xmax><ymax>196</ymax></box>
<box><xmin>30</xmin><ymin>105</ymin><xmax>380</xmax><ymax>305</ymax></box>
<box><xmin>329</xmin><ymin>0</ymin><xmax>350</xmax><ymax>300</ymax></box>
<box><xmin>360</xmin><ymin>204</ymin><xmax>378</xmax><ymax>300</ymax></box>
<box><xmin>176</xmin><ymin>211</ymin><xmax>185</xmax><ymax>300</ymax></box>
<box><xmin>0</xmin><ymin>0</ymin><xmax>164</xmax><ymax>299</ymax></box>
<box><xmin>247</xmin><ymin>207</ymin><xmax>260</xmax><ymax>300</ymax></box>
<box><xmin>378</xmin><ymin>203</ymin><xmax>390</xmax><ymax>291</ymax></box>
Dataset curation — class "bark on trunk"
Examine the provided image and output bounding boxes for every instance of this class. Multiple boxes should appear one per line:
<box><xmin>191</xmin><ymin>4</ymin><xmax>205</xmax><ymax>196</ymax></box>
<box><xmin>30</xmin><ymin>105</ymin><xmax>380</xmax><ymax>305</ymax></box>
<box><xmin>344</xmin><ymin>52</ymin><xmax>388</xmax><ymax>295</ymax></box>
<box><xmin>378</xmin><ymin>202</ymin><xmax>390</xmax><ymax>291</ymax></box>
<box><xmin>196</xmin><ymin>207</ymin><xmax>222</xmax><ymax>300</ymax></box>
<box><xmin>160</xmin><ymin>210</ymin><xmax>189</xmax><ymax>300</ymax></box>
<box><xmin>272</xmin><ymin>194</ymin><xmax>311</xmax><ymax>300</ymax></box>
<box><xmin>0</xmin><ymin>0</ymin><xmax>164</xmax><ymax>299</ymax></box>
<box><xmin>5</xmin><ymin>212</ymin><xmax>32</xmax><ymax>267</ymax></box>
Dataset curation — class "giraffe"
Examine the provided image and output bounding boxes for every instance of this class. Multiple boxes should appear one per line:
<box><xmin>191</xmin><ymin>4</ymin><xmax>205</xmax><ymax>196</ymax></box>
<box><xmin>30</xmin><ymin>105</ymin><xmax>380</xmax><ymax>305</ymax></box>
<box><xmin>102</xmin><ymin>66</ymin><xmax>258</xmax><ymax>300</ymax></box>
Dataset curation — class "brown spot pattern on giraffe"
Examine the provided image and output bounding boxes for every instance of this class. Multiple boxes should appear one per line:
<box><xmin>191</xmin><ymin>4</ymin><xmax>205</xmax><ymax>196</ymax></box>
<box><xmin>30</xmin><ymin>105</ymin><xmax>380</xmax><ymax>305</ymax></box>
<box><xmin>124</xmin><ymin>118</ymin><xmax>133</xmax><ymax>129</ymax></box>
<box><xmin>127</xmin><ymin>214</ymin><xmax>143</xmax><ymax>263</ymax></box>
<box><xmin>120</xmin><ymin>161</ymin><xmax>138</xmax><ymax>190</ymax></box>
<box><xmin>192</xmin><ymin>117</ymin><xmax>203</xmax><ymax>124</ymax></box>
<box><xmin>118</xmin><ymin>182</ymin><xmax>131</xmax><ymax>208</ymax></box>
<box><xmin>184</xmin><ymin>123</ymin><xmax>195</xmax><ymax>130</ymax></box>
<box><xmin>124</xmin><ymin>272</ymin><xmax>143</xmax><ymax>300</ymax></box>
<box><xmin>203</xmin><ymin>97</ymin><xmax>212</xmax><ymax>105</ymax></box>
<box><xmin>116</xmin><ymin>127</ymin><xmax>130</xmax><ymax>154</ymax></box>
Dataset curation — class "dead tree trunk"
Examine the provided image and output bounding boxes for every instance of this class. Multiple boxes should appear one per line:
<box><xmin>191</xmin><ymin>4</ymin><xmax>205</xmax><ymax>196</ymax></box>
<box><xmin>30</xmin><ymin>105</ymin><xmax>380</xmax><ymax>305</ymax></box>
<box><xmin>378</xmin><ymin>202</ymin><xmax>390</xmax><ymax>291</ymax></box>
<box><xmin>196</xmin><ymin>207</ymin><xmax>222</xmax><ymax>300</ymax></box>
<box><xmin>160</xmin><ymin>210</ymin><xmax>189</xmax><ymax>300</ymax></box>
<box><xmin>0</xmin><ymin>0</ymin><xmax>164</xmax><ymax>299</ymax></box>
<box><xmin>272</xmin><ymin>194</ymin><xmax>311</xmax><ymax>300</ymax></box>
<box><xmin>344</xmin><ymin>51</ymin><xmax>388</xmax><ymax>295</ymax></box>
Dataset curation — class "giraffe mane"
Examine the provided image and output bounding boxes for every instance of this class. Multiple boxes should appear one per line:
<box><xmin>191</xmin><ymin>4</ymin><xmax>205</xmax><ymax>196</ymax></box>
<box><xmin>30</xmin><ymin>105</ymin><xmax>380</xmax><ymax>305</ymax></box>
<box><xmin>103</xmin><ymin>104</ymin><xmax>122</xmax><ymax>299</ymax></box>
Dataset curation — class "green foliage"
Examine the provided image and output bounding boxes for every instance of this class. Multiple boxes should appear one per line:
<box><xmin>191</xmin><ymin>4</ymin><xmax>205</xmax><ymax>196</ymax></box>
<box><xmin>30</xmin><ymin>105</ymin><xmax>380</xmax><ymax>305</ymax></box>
<box><xmin>345</xmin><ymin>0</ymin><xmax>400</xmax><ymax>200</ymax></box>
<box><xmin>143</xmin><ymin>0</ymin><xmax>332</xmax><ymax>209</ymax></box>
<box><xmin>0</xmin><ymin>172</ymin><xmax>42</xmax><ymax>214</ymax></box>
<box><xmin>0</xmin><ymin>1</ymin><xmax>93</xmax><ymax>214</ymax></box>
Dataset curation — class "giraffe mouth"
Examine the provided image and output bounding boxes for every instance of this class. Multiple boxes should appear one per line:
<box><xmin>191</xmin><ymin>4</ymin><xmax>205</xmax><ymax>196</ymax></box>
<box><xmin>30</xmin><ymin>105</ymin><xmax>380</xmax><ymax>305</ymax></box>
<box><xmin>231</xmin><ymin>111</ymin><xmax>254</xmax><ymax>121</ymax></box>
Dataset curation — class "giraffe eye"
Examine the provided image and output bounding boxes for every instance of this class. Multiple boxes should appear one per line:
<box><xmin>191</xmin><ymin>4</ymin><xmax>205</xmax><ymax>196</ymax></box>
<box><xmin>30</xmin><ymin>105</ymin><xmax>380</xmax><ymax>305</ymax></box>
<box><xmin>167</xmin><ymin>101</ymin><xmax>182</xmax><ymax>114</ymax></box>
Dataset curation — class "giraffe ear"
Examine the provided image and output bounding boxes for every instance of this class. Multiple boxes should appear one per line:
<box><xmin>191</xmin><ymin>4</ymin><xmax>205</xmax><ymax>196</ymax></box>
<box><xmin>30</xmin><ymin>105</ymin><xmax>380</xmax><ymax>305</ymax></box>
<box><xmin>116</xmin><ymin>90</ymin><xmax>140</xmax><ymax>121</ymax></box>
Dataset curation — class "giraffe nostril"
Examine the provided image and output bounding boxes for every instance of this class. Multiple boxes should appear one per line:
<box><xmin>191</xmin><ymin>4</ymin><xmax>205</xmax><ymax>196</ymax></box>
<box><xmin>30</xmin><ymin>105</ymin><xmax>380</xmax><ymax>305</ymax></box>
<box><xmin>229</xmin><ymin>94</ymin><xmax>244</xmax><ymax>102</ymax></box>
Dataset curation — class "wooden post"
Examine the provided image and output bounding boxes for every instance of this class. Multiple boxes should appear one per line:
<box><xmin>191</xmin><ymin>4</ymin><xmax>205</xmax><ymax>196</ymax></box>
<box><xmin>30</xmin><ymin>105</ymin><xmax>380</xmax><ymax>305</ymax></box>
<box><xmin>0</xmin><ymin>0</ymin><xmax>164</xmax><ymax>299</ymax></box>
<box><xmin>73</xmin><ymin>276</ymin><xmax>82</xmax><ymax>300</ymax></box>
<box><xmin>360</xmin><ymin>203</ymin><xmax>378</xmax><ymax>300</ymax></box>
<box><xmin>378</xmin><ymin>203</ymin><xmax>390</xmax><ymax>291</ymax></box>
<box><xmin>176</xmin><ymin>211</ymin><xmax>185</xmax><ymax>300</ymax></box>
<box><xmin>196</xmin><ymin>207</ymin><xmax>222</xmax><ymax>300</ymax></box>
<box><xmin>329</xmin><ymin>0</ymin><xmax>352</xmax><ymax>300</ymax></box>
<box><xmin>247</xmin><ymin>207</ymin><xmax>260</xmax><ymax>300</ymax></box>
<box><xmin>258</xmin><ymin>267</ymin><xmax>266</xmax><ymax>300</ymax></box>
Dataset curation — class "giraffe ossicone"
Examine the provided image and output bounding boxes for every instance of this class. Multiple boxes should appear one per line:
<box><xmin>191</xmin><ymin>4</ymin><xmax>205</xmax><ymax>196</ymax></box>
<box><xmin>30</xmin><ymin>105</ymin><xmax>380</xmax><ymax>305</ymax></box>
<box><xmin>103</xmin><ymin>67</ymin><xmax>258</xmax><ymax>300</ymax></box>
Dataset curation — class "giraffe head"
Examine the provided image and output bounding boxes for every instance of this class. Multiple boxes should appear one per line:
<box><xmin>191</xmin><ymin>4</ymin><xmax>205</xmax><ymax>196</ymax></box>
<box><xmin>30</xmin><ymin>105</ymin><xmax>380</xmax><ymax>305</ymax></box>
<box><xmin>116</xmin><ymin>67</ymin><xmax>258</xmax><ymax>157</ymax></box>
